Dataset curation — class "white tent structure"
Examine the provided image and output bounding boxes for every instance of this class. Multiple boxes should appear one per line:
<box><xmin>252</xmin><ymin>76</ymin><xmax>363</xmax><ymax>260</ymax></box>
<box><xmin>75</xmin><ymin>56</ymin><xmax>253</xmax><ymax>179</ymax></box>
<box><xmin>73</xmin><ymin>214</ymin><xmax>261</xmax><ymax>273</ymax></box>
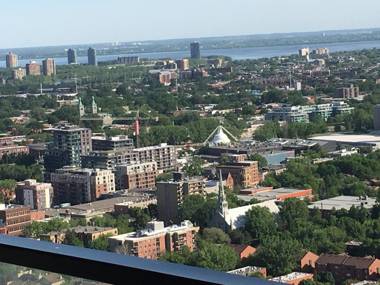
<box><xmin>203</xmin><ymin>125</ymin><xmax>238</xmax><ymax>146</ymax></box>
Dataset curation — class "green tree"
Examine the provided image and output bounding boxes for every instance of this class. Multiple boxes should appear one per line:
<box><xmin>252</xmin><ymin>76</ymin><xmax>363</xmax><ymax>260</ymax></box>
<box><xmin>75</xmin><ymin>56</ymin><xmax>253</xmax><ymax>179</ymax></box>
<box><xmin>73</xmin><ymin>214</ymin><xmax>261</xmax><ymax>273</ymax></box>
<box><xmin>245</xmin><ymin>206</ymin><xmax>278</xmax><ymax>241</ymax></box>
<box><xmin>202</xmin><ymin>228</ymin><xmax>231</xmax><ymax>244</ymax></box>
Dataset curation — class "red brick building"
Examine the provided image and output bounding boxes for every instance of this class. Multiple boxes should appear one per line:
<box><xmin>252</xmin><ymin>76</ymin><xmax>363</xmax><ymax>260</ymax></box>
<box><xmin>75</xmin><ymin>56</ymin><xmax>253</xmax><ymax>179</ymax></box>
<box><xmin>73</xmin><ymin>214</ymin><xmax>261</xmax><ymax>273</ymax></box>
<box><xmin>108</xmin><ymin>220</ymin><xmax>199</xmax><ymax>260</ymax></box>
<box><xmin>217</xmin><ymin>161</ymin><xmax>261</xmax><ymax>189</ymax></box>
<box><xmin>231</xmin><ymin>244</ymin><xmax>256</xmax><ymax>260</ymax></box>
<box><xmin>316</xmin><ymin>254</ymin><xmax>380</xmax><ymax>282</ymax></box>
<box><xmin>300</xmin><ymin>251</ymin><xmax>319</xmax><ymax>272</ymax></box>
<box><xmin>0</xmin><ymin>205</ymin><xmax>31</xmax><ymax>236</ymax></box>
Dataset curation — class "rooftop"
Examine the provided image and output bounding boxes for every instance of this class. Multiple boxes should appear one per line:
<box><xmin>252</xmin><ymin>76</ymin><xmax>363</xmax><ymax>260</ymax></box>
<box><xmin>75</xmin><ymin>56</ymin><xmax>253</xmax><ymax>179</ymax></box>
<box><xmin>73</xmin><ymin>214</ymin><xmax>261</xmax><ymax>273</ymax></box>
<box><xmin>269</xmin><ymin>272</ymin><xmax>313</xmax><ymax>283</ymax></box>
<box><xmin>308</xmin><ymin>196</ymin><xmax>377</xmax><ymax>211</ymax></box>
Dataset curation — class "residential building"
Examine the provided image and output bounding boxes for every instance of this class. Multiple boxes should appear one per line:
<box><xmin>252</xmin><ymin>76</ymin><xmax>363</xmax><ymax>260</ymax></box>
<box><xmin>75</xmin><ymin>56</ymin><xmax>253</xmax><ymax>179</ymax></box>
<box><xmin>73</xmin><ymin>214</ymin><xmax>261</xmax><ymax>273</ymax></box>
<box><xmin>336</xmin><ymin>85</ymin><xmax>360</xmax><ymax>99</ymax></box>
<box><xmin>0</xmin><ymin>143</ymin><xmax>29</xmax><ymax>159</ymax></box>
<box><xmin>132</xmin><ymin>143</ymin><xmax>177</xmax><ymax>172</ymax></box>
<box><xmin>92</xmin><ymin>135</ymin><xmax>134</xmax><ymax>151</ymax></box>
<box><xmin>176</xmin><ymin>59</ymin><xmax>190</xmax><ymax>71</ymax></box>
<box><xmin>6</xmin><ymin>52</ymin><xmax>18</xmax><ymax>68</ymax></box>
<box><xmin>115</xmin><ymin>162</ymin><xmax>157</xmax><ymax>190</ymax></box>
<box><xmin>316</xmin><ymin>254</ymin><xmax>380</xmax><ymax>282</ymax></box>
<box><xmin>67</xmin><ymin>48</ymin><xmax>77</xmax><ymax>64</ymax></box>
<box><xmin>82</xmin><ymin>143</ymin><xmax>176</xmax><ymax>171</ymax></box>
<box><xmin>43</xmin><ymin>122</ymin><xmax>92</xmax><ymax>175</ymax></box>
<box><xmin>72</xmin><ymin>226</ymin><xmax>118</xmax><ymax>244</ymax></box>
<box><xmin>51</xmin><ymin>167</ymin><xmax>115</xmax><ymax>205</ymax></box>
<box><xmin>117</xmin><ymin>56</ymin><xmax>140</xmax><ymax>65</ymax></box>
<box><xmin>12</xmin><ymin>68</ymin><xmax>26</xmax><ymax>80</ymax></box>
<box><xmin>15</xmin><ymin>179</ymin><xmax>53</xmax><ymax>210</ymax></box>
<box><xmin>26</xmin><ymin>61</ymin><xmax>41</xmax><ymax>76</ymax></box>
<box><xmin>190</xmin><ymin>42</ymin><xmax>201</xmax><ymax>59</ymax></box>
<box><xmin>265</xmin><ymin>102</ymin><xmax>353</xmax><ymax>123</ymax></box>
<box><xmin>42</xmin><ymin>58</ymin><xmax>56</xmax><ymax>76</ymax></box>
<box><xmin>299</xmin><ymin>48</ymin><xmax>310</xmax><ymax>57</ymax></box>
<box><xmin>374</xmin><ymin>104</ymin><xmax>380</xmax><ymax>130</ymax></box>
<box><xmin>114</xmin><ymin>198</ymin><xmax>157</xmax><ymax>215</ymax></box>
<box><xmin>108</xmin><ymin>220</ymin><xmax>199</xmax><ymax>260</ymax></box>
<box><xmin>88</xmin><ymin>47</ymin><xmax>97</xmax><ymax>66</ymax></box>
<box><xmin>270</xmin><ymin>272</ymin><xmax>314</xmax><ymax>285</ymax></box>
<box><xmin>300</xmin><ymin>251</ymin><xmax>320</xmax><ymax>272</ymax></box>
<box><xmin>313</xmin><ymin>48</ymin><xmax>329</xmax><ymax>55</ymax></box>
<box><xmin>0</xmin><ymin>204</ymin><xmax>31</xmax><ymax>236</ymax></box>
<box><xmin>157</xmin><ymin>174</ymin><xmax>205</xmax><ymax>224</ymax></box>
<box><xmin>230</xmin><ymin>244</ymin><xmax>257</xmax><ymax>260</ymax></box>
<box><xmin>217</xmin><ymin>161</ymin><xmax>261</xmax><ymax>189</ymax></box>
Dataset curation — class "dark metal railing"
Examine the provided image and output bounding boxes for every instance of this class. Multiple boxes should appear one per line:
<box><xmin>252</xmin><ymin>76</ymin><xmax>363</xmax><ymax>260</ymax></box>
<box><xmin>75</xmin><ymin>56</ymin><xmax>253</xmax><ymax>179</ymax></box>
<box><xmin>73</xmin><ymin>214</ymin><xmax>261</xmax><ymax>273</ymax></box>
<box><xmin>0</xmin><ymin>235</ymin><xmax>277</xmax><ymax>285</ymax></box>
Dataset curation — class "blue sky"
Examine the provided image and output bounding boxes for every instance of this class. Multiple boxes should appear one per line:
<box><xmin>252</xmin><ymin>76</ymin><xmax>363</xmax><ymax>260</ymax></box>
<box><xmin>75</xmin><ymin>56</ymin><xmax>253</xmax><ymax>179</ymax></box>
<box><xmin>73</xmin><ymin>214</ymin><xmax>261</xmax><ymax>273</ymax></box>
<box><xmin>2</xmin><ymin>0</ymin><xmax>380</xmax><ymax>48</ymax></box>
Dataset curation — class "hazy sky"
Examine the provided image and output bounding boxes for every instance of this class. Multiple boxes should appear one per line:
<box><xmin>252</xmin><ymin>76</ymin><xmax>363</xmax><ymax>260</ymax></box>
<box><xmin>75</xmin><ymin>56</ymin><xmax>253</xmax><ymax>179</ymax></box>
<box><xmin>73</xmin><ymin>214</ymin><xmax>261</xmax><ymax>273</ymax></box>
<box><xmin>2</xmin><ymin>0</ymin><xmax>380</xmax><ymax>48</ymax></box>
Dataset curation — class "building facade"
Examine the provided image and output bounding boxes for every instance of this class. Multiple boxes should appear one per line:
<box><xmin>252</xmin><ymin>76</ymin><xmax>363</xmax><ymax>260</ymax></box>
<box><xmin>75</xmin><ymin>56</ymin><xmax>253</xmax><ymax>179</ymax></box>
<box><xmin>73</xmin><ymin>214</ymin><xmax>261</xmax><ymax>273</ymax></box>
<box><xmin>6</xmin><ymin>52</ymin><xmax>18</xmax><ymax>68</ymax></box>
<box><xmin>115</xmin><ymin>162</ymin><xmax>157</xmax><ymax>190</ymax></box>
<box><xmin>190</xmin><ymin>42</ymin><xmax>201</xmax><ymax>59</ymax></box>
<box><xmin>12</xmin><ymin>68</ymin><xmax>26</xmax><ymax>80</ymax></box>
<box><xmin>51</xmin><ymin>167</ymin><xmax>115</xmax><ymax>205</ymax></box>
<box><xmin>88</xmin><ymin>47</ymin><xmax>97</xmax><ymax>66</ymax></box>
<box><xmin>0</xmin><ymin>204</ymin><xmax>31</xmax><ymax>236</ymax></box>
<box><xmin>43</xmin><ymin>122</ymin><xmax>92</xmax><ymax>175</ymax></box>
<box><xmin>67</xmin><ymin>49</ymin><xmax>77</xmax><ymax>64</ymax></box>
<box><xmin>15</xmin><ymin>179</ymin><xmax>53</xmax><ymax>210</ymax></box>
<box><xmin>108</xmin><ymin>220</ymin><xmax>199</xmax><ymax>260</ymax></box>
<box><xmin>26</xmin><ymin>61</ymin><xmax>41</xmax><ymax>76</ymax></box>
<box><xmin>42</xmin><ymin>58</ymin><xmax>56</xmax><ymax>76</ymax></box>
<box><xmin>157</xmin><ymin>174</ymin><xmax>205</xmax><ymax>224</ymax></box>
<box><xmin>217</xmin><ymin>161</ymin><xmax>261</xmax><ymax>189</ymax></box>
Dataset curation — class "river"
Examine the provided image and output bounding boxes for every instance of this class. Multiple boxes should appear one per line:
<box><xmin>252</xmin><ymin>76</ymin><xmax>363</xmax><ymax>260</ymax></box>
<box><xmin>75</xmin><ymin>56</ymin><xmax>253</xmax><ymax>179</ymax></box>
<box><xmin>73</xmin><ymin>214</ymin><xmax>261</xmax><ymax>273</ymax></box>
<box><xmin>1</xmin><ymin>40</ymin><xmax>380</xmax><ymax>68</ymax></box>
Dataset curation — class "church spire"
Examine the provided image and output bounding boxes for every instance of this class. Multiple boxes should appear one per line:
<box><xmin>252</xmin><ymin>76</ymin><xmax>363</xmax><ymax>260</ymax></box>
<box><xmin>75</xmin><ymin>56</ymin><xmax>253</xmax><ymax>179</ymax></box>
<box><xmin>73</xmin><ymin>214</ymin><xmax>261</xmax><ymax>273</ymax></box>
<box><xmin>78</xmin><ymin>97</ymin><xmax>85</xmax><ymax>117</ymax></box>
<box><xmin>217</xmin><ymin>170</ymin><xmax>228</xmax><ymax>218</ymax></box>
<box><xmin>91</xmin><ymin>96</ymin><xmax>98</xmax><ymax>114</ymax></box>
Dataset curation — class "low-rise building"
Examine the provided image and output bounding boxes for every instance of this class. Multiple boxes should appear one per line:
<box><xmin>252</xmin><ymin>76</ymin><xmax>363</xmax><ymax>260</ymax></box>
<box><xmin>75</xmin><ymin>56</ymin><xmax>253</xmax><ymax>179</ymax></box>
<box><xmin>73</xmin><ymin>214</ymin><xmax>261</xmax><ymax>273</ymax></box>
<box><xmin>316</xmin><ymin>254</ymin><xmax>380</xmax><ymax>282</ymax></box>
<box><xmin>227</xmin><ymin>266</ymin><xmax>267</xmax><ymax>278</ymax></box>
<box><xmin>230</xmin><ymin>244</ymin><xmax>256</xmax><ymax>260</ymax></box>
<box><xmin>239</xmin><ymin>187</ymin><xmax>313</xmax><ymax>202</ymax></box>
<box><xmin>71</xmin><ymin>226</ymin><xmax>118</xmax><ymax>244</ymax></box>
<box><xmin>108</xmin><ymin>220</ymin><xmax>199</xmax><ymax>260</ymax></box>
<box><xmin>336</xmin><ymin>85</ymin><xmax>360</xmax><ymax>99</ymax></box>
<box><xmin>308</xmin><ymin>196</ymin><xmax>377</xmax><ymax>212</ymax></box>
<box><xmin>270</xmin><ymin>272</ymin><xmax>314</xmax><ymax>285</ymax></box>
<box><xmin>300</xmin><ymin>251</ymin><xmax>320</xmax><ymax>272</ymax></box>
<box><xmin>0</xmin><ymin>204</ymin><xmax>31</xmax><ymax>236</ymax></box>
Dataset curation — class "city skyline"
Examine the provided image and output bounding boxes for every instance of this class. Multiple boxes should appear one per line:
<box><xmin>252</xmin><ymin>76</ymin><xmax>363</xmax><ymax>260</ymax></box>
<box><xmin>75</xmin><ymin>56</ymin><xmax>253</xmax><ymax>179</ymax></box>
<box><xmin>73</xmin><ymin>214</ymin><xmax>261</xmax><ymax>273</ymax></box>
<box><xmin>1</xmin><ymin>0</ymin><xmax>380</xmax><ymax>49</ymax></box>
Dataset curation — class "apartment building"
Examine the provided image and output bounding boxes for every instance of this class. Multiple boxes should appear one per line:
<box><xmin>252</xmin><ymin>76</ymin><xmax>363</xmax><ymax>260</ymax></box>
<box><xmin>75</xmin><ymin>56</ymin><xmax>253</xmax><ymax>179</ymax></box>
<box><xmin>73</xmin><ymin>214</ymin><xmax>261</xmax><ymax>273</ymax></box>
<box><xmin>0</xmin><ymin>204</ymin><xmax>31</xmax><ymax>236</ymax></box>
<box><xmin>15</xmin><ymin>179</ymin><xmax>53</xmax><ymax>210</ymax></box>
<box><xmin>108</xmin><ymin>220</ymin><xmax>199</xmax><ymax>260</ymax></box>
<box><xmin>91</xmin><ymin>135</ymin><xmax>134</xmax><ymax>151</ymax></box>
<box><xmin>336</xmin><ymin>85</ymin><xmax>360</xmax><ymax>99</ymax></box>
<box><xmin>51</xmin><ymin>167</ymin><xmax>115</xmax><ymax>205</ymax></box>
<box><xmin>44</xmin><ymin>122</ymin><xmax>92</xmax><ymax>175</ymax></box>
<box><xmin>217</xmin><ymin>161</ymin><xmax>261</xmax><ymax>189</ymax></box>
<box><xmin>132</xmin><ymin>143</ymin><xmax>177</xmax><ymax>172</ymax></box>
<box><xmin>265</xmin><ymin>102</ymin><xmax>353</xmax><ymax>123</ymax></box>
<box><xmin>157</xmin><ymin>173</ymin><xmax>205</xmax><ymax>224</ymax></box>
<box><xmin>115</xmin><ymin>162</ymin><xmax>157</xmax><ymax>190</ymax></box>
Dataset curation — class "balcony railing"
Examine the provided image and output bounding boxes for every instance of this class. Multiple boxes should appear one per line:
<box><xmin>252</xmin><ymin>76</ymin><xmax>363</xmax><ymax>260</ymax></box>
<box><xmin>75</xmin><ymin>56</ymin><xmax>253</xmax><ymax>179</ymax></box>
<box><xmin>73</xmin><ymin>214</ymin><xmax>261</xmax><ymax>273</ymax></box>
<box><xmin>0</xmin><ymin>235</ymin><xmax>278</xmax><ymax>285</ymax></box>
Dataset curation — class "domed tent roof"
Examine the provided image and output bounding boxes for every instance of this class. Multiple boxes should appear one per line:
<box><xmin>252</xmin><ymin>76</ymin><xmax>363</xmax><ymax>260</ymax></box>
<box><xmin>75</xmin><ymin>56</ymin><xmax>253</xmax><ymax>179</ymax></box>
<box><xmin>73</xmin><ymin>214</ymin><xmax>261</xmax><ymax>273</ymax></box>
<box><xmin>210</xmin><ymin>127</ymin><xmax>231</xmax><ymax>146</ymax></box>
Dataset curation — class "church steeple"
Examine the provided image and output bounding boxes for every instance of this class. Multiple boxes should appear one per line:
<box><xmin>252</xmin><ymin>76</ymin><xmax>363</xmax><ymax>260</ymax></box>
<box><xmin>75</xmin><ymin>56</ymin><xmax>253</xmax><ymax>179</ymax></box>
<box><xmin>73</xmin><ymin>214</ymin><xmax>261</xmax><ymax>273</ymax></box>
<box><xmin>78</xmin><ymin>98</ymin><xmax>85</xmax><ymax>117</ymax></box>
<box><xmin>217</xmin><ymin>170</ymin><xmax>229</xmax><ymax>218</ymax></box>
<box><xmin>91</xmin><ymin>96</ymin><xmax>98</xmax><ymax>115</ymax></box>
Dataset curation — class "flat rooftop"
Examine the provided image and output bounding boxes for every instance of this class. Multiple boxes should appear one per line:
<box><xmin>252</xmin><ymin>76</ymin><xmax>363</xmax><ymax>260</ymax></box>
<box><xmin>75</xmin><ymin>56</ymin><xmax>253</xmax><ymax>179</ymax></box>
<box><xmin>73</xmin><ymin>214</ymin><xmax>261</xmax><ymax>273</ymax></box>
<box><xmin>270</xmin><ymin>272</ymin><xmax>313</xmax><ymax>283</ymax></box>
<box><xmin>308</xmin><ymin>196</ymin><xmax>377</xmax><ymax>211</ymax></box>
<box><xmin>239</xmin><ymin>187</ymin><xmax>310</xmax><ymax>202</ymax></box>
<box><xmin>310</xmin><ymin>134</ymin><xmax>380</xmax><ymax>145</ymax></box>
